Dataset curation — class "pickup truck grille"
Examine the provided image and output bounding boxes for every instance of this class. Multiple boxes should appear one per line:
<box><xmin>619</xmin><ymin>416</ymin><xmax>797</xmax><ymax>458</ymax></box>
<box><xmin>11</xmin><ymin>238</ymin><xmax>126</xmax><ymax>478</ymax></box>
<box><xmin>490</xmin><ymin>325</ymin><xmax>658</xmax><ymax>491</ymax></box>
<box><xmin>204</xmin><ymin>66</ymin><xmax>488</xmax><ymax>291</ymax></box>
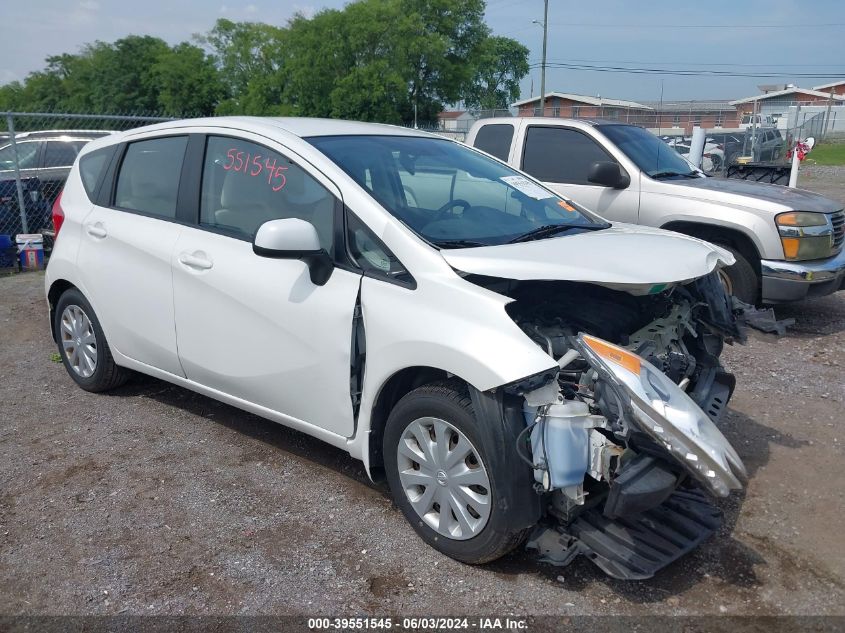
<box><xmin>832</xmin><ymin>210</ymin><xmax>845</xmax><ymax>253</ymax></box>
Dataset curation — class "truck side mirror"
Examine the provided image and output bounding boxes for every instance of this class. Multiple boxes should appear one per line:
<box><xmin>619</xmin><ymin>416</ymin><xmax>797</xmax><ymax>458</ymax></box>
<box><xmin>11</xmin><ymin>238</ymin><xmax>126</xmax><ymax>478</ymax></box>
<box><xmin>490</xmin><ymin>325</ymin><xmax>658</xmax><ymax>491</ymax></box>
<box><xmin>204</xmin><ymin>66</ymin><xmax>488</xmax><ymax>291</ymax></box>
<box><xmin>588</xmin><ymin>161</ymin><xmax>630</xmax><ymax>189</ymax></box>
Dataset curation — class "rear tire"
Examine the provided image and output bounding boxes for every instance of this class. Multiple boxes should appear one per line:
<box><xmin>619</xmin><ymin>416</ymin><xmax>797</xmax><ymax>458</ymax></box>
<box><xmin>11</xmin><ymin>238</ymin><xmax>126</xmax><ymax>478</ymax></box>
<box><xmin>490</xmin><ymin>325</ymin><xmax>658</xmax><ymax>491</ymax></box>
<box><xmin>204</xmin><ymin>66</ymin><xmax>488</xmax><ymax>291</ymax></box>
<box><xmin>715</xmin><ymin>243</ymin><xmax>759</xmax><ymax>304</ymax></box>
<box><xmin>54</xmin><ymin>288</ymin><xmax>129</xmax><ymax>392</ymax></box>
<box><xmin>383</xmin><ymin>380</ymin><xmax>531</xmax><ymax>564</ymax></box>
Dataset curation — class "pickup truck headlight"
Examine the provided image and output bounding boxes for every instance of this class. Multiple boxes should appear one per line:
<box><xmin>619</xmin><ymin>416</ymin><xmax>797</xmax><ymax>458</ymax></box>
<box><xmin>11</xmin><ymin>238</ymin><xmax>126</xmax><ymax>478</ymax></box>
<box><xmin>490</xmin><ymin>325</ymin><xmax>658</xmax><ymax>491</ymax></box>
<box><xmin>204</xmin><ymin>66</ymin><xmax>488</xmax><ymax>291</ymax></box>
<box><xmin>776</xmin><ymin>211</ymin><xmax>833</xmax><ymax>261</ymax></box>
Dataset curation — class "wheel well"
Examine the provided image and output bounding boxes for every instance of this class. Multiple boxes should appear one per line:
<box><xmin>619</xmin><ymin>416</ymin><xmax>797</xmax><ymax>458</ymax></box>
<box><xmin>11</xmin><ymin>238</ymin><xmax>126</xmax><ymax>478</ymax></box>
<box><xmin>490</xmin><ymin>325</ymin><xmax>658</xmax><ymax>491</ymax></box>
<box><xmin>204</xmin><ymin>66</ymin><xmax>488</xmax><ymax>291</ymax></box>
<box><xmin>47</xmin><ymin>279</ymin><xmax>76</xmax><ymax>341</ymax></box>
<box><xmin>661</xmin><ymin>221</ymin><xmax>760</xmax><ymax>273</ymax></box>
<box><xmin>367</xmin><ymin>366</ymin><xmax>450</xmax><ymax>474</ymax></box>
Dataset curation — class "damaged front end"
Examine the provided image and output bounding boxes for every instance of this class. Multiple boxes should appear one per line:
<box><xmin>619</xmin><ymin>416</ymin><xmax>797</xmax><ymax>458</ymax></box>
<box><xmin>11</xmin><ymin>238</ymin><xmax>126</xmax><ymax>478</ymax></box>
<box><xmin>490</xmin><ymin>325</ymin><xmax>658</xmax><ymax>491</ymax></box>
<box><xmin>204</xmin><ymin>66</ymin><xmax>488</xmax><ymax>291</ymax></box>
<box><xmin>490</xmin><ymin>272</ymin><xmax>754</xmax><ymax>579</ymax></box>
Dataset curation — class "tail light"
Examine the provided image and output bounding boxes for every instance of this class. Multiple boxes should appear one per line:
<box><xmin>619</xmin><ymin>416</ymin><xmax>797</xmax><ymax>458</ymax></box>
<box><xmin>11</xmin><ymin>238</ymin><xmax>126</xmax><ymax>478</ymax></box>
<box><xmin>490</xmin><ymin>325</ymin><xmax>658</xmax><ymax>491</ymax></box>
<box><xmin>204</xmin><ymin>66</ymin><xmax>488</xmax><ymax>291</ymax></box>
<box><xmin>52</xmin><ymin>190</ymin><xmax>65</xmax><ymax>237</ymax></box>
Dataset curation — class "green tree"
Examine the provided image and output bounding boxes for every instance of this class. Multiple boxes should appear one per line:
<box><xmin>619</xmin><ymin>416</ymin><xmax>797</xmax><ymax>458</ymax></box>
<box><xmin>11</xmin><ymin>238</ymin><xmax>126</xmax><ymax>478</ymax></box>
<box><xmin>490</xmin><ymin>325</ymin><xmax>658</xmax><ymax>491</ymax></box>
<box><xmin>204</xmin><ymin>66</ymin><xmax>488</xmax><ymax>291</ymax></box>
<box><xmin>197</xmin><ymin>19</ymin><xmax>288</xmax><ymax>114</ymax></box>
<box><xmin>153</xmin><ymin>43</ymin><xmax>225</xmax><ymax>115</ymax></box>
<box><xmin>283</xmin><ymin>0</ymin><xmax>494</xmax><ymax>125</ymax></box>
<box><xmin>76</xmin><ymin>36</ymin><xmax>171</xmax><ymax>112</ymax></box>
<box><xmin>397</xmin><ymin>0</ymin><xmax>489</xmax><ymax>123</ymax></box>
<box><xmin>0</xmin><ymin>0</ymin><xmax>530</xmax><ymax>122</ymax></box>
<box><xmin>464</xmin><ymin>36</ymin><xmax>529</xmax><ymax>111</ymax></box>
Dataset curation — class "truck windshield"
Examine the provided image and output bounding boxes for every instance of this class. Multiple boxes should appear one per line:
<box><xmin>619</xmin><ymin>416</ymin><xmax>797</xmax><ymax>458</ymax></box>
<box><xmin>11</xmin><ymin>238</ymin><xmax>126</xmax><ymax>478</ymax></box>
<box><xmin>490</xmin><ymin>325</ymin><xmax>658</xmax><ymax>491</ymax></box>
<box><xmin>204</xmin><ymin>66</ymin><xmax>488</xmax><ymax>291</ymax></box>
<box><xmin>308</xmin><ymin>135</ymin><xmax>606</xmax><ymax>248</ymax></box>
<box><xmin>598</xmin><ymin>124</ymin><xmax>698</xmax><ymax>179</ymax></box>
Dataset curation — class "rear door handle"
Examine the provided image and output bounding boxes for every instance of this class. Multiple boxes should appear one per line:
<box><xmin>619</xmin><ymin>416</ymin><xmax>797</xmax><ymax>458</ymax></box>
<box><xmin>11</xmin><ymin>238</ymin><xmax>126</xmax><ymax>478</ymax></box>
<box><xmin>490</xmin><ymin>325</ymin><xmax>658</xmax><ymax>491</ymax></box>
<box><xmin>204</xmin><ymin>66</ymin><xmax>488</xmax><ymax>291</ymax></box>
<box><xmin>178</xmin><ymin>252</ymin><xmax>213</xmax><ymax>270</ymax></box>
<box><xmin>86</xmin><ymin>223</ymin><xmax>107</xmax><ymax>238</ymax></box>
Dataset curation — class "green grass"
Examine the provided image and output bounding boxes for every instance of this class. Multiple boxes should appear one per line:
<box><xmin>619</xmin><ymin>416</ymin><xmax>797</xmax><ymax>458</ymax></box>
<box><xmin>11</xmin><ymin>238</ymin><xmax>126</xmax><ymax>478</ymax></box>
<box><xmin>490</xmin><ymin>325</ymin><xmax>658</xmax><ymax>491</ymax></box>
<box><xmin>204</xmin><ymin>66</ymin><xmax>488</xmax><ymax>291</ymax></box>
<box><xmin>805</xmin><ymin>143</ymin><xmax>845</xmax><ymax>166</ymax></box>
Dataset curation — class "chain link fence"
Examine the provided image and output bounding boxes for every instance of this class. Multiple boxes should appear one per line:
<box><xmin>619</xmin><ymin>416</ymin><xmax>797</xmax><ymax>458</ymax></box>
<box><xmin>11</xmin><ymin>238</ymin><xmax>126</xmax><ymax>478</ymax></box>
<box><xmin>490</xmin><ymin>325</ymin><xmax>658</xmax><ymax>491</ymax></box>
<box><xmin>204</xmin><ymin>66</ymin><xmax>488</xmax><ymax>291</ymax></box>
<box><xmin>0</xmin><ymin>113</ymin><xmax>173</xmax><ymax>260</ymax></box>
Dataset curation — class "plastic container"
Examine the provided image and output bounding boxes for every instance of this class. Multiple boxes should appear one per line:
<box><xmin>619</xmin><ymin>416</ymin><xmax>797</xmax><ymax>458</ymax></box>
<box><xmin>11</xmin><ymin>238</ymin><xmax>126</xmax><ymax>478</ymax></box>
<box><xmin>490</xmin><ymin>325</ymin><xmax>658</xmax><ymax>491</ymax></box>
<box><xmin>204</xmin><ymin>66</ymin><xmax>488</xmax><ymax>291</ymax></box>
<box><xmin>16</xmin><ymin>233</ymin><xmax>44</xmax><ymax>270</ymax></box>
<box><xmin>525</xmin><ymin>400</ymin><xmax>592</xmax><ymax>490</ymax></box>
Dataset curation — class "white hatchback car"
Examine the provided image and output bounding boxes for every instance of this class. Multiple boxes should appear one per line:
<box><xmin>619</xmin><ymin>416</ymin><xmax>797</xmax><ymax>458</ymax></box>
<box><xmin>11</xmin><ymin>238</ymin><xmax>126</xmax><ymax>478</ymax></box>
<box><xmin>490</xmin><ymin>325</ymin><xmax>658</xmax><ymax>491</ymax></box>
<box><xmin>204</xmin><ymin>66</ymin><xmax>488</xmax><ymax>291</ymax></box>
<box><xmin>46</xmin><ymin>117</ymin><xmax>748</xmax><ymax>578</ymax></box>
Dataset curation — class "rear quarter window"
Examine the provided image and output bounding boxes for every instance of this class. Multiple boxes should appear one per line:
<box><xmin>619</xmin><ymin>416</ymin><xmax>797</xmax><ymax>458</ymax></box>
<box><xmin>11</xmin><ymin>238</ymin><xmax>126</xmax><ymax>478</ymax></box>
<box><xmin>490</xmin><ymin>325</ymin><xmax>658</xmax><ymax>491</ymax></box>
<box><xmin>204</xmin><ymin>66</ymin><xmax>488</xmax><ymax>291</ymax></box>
<box><xmin>114</xmin><ymin>136</ymin><xmax>188</xmax><ymax>219</ymax></box>
<box><xmin>79</xmin><ymin>146</ymin><xmax>117</xmax><ymax>201</ymax></box>
<box><xmin>472</xmin><ymin>124</ymin><xmax>514</xmax><ymax>161</ymax></box>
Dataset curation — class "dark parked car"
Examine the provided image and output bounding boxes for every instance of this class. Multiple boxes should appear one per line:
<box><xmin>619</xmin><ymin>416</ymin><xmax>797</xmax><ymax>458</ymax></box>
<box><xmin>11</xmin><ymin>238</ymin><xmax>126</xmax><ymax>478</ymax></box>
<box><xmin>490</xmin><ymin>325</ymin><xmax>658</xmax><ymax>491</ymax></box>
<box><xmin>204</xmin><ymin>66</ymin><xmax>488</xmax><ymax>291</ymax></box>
<box><xmin>0</xmin><ymin>130</ymin><xmax>112</xmax><ymax>236</ymax></box>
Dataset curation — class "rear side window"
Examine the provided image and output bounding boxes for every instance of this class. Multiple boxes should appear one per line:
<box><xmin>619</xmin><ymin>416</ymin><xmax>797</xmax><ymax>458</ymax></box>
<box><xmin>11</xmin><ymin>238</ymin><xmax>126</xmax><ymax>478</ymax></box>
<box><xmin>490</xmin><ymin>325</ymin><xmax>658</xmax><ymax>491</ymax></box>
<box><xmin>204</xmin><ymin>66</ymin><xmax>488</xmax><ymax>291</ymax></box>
<box><xmin>78</xmin><ymin>146</ymin><xmax>115</xmax><ymax>200</ymax></box>
<box><xmin>522</xmin><ymin>126</ymin><xmax>614</xmax><ymax>184</ymax></box>
<box><xmin>473</xmin><ymin>124</ymin><xmax>514</xmax><ymax>161</ymax></box>
<box><xmin>0</xmin><ymin>141</ymin><xmax>40</xmax><ymax>170</ymax></box>
<box><xmin>114</xmin><ymin>136</ymin><xmax>188</xmax><ymax>219</ymax></box>
<box><xmin>44</xmin><ymin>141</ymin><xmax>88</xmax><ymax>168</ymax></box>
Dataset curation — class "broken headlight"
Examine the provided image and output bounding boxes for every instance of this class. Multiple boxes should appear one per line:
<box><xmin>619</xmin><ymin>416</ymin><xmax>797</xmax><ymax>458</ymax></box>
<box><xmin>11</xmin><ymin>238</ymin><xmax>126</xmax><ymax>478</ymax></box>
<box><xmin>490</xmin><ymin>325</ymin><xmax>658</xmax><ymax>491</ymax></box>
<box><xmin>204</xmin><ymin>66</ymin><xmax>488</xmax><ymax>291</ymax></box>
<box><xmin>575</xmin><ymin>334</ymin><xmax>747</xmax><ymax>498</ymax></box>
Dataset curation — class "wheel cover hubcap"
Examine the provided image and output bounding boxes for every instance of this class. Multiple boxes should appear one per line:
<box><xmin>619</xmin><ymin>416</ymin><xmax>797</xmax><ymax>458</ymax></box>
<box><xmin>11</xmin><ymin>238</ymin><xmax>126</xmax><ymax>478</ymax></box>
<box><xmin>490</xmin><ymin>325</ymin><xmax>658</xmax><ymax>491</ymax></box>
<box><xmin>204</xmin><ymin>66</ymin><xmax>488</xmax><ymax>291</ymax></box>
<box><xmin>397</xmin><ymin>417</ymin><xmax>491</xmax><ymax>540</ymax></box>
<box><xmin>60</xmin><ymin>305</ymin><xmax>98</xmax><ymax>378</ymax></box>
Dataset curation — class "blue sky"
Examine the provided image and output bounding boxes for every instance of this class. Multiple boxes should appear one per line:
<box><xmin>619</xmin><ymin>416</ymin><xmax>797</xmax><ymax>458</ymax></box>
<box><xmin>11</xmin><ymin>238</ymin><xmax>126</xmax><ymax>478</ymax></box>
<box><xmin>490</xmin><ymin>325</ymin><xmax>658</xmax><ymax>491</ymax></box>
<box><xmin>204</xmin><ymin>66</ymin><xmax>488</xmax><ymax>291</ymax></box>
<box><xmin>1</xmin><ymin>0</ymin><xmax>844</xmax><ymax>103</ymax></box>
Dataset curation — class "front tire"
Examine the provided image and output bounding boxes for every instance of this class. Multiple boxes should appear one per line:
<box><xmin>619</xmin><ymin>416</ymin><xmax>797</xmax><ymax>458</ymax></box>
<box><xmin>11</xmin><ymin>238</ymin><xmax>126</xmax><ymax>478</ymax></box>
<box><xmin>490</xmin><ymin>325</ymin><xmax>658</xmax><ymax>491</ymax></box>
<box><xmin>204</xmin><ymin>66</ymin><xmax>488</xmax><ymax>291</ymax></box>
<box><xmin>715</xmin><ymin>243</ymin><xmax>759</xmax><ymax>304</ymax></box>
<box><xmin>383</xmin><ymin>380</ymin><xmax>531</xmax><ymax>564</ymax></box>
<box><xmin>54</xmin><ymin>288</ymin><xmax>129</xmax><ymax>392</ymax></box>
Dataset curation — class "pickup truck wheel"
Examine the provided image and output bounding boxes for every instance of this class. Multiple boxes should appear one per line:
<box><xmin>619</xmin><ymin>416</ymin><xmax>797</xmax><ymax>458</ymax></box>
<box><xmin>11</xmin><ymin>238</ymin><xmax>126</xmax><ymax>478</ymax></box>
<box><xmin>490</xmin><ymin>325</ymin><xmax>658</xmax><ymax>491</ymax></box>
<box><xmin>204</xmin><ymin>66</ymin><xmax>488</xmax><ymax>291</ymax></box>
<box><xmin>383</xmin><ymin>381</ymin><xmax>529</xmax><ymax>564</ymax></box>
<box><xmin>715</xmin><ymin>243</ymin><xmax>758</xmax><ymax>304</ymax></box>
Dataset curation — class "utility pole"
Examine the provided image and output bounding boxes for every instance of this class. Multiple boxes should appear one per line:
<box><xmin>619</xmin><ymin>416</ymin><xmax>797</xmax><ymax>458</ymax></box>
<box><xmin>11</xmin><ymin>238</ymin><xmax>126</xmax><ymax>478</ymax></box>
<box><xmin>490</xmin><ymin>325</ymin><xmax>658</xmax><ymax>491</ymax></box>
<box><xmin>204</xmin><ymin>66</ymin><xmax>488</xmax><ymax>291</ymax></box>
<box><xmin>532</xmin><ymin>2</ymin><xmax>549</xmax><ymax>116</ymax></box>
<box><xmin>539</xmin><ymin>0</ymin><xmax>549</xmax><ymax>116</ymax></box>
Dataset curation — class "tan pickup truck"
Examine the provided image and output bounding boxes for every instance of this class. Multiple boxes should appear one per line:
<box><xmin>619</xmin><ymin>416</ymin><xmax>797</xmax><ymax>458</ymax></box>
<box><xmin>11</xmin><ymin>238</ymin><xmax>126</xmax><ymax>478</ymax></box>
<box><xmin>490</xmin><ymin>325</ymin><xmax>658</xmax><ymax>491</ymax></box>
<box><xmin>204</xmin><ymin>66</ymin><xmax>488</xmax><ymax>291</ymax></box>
<box><xmin>466</xmin><ymin>117</ymin><xmax>845</xmax><ymax>304</ymax></box>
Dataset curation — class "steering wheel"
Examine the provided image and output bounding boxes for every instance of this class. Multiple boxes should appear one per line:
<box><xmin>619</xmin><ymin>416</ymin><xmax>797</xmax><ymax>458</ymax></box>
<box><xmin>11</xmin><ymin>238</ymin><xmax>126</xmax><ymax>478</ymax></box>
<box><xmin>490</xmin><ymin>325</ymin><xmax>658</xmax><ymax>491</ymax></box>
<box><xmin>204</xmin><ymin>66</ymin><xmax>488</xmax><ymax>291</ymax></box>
<box><xmin>434</xmin><ymin>199</ymin><xmax>472</xmax><ymax>221</ymax></box>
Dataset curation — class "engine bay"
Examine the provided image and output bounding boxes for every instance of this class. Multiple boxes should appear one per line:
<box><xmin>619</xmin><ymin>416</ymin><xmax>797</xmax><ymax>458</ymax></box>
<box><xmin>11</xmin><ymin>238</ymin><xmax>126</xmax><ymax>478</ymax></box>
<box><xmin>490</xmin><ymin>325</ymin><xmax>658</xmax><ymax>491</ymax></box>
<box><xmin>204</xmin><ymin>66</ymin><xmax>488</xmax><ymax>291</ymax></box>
<box><xmin>467</xmin><ymin>272</ymin><xmax>752</xmax><ymax>578</ymax></box>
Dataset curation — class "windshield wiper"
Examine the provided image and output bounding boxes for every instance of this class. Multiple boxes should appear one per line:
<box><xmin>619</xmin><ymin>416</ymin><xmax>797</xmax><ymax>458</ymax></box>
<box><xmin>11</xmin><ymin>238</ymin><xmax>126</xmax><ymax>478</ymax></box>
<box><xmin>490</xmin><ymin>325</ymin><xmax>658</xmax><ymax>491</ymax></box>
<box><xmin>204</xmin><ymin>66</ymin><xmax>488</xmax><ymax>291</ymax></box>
<box><xmin>508</xmin><ymin>223</ymin><xmax>608</xmax><ymax>244</ymax></box>
<box><xmin>432</xmin><ymin>239</ymin><xmax>488</xmax><ymax>249</ymax></box>
<box><xmin>649</xmin><ymin>170</ymin><xmax>699</xmax><ymax>180</ymax></box>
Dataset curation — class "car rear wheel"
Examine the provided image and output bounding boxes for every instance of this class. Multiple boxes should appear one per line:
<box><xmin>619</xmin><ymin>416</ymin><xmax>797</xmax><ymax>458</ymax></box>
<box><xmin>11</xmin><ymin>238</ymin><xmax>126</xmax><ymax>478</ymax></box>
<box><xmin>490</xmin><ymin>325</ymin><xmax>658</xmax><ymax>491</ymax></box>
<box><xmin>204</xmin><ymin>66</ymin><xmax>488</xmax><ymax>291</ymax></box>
<box><xmin>715</xmin><ymin>243</ymin><xmax>758</xmax><ymax>304</ymax></box>
<box><xmin>383</xmin><ymin>380</ymin><xmax>531</xmax><ymax>564</ymax></box>
<box><xmin>54</xmin><ymin>288</ymin><xmax>129</xmax><ymax>392</ymax></box>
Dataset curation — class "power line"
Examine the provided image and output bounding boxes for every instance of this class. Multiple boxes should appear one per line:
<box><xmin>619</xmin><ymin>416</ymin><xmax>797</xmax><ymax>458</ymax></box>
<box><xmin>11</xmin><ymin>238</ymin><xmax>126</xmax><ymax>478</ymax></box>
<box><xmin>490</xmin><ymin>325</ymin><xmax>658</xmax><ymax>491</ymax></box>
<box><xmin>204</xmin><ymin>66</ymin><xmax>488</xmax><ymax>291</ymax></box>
<box><xmin>545</xmin><ymin>21</ymin><xmax>845</xmax><ymax>29</ymax></box>
<box><xmin>532</xmin><ymin>57</ymin><xmax>845</xmax><ymax>69</ymax></box>
<box><xmin>526</xmin><ymin>62</ymin><xmax>845</xmax><ymax>79</ymax></box>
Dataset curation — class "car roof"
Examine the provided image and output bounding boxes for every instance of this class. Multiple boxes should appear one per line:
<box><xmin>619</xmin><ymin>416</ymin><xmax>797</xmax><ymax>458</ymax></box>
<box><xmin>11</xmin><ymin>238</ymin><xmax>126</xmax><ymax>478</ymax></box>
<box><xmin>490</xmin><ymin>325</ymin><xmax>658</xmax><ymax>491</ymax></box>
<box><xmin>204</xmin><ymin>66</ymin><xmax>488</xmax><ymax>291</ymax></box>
<box><xmin>11</xmin><ymin>130</ymin><xmax>113</xmax><ymax>140</ymax></box>
<box><xmin>120</xmin><ymin>116</ymin><xmax>438</xmax><ymax>140</ymax></box>
<box><xmin>475</xmin><ymin>116</ymin><xmax>649</xmax><ymax>129</ymax></box>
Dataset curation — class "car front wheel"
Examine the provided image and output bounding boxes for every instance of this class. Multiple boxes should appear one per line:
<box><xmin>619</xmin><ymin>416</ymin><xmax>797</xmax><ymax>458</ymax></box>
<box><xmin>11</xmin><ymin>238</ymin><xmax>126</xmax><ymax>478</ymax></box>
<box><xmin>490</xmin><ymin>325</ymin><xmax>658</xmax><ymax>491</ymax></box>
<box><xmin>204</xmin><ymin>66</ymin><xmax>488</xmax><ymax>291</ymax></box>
<box><xmin>715</xmin><ymin>243</ymin><xmax>759</xmax><ymax>304</ymax></box>
<box><xmin>383</xmin><ymin>380</ymin><xmax>532</xmax><ymax>564</ymax></box>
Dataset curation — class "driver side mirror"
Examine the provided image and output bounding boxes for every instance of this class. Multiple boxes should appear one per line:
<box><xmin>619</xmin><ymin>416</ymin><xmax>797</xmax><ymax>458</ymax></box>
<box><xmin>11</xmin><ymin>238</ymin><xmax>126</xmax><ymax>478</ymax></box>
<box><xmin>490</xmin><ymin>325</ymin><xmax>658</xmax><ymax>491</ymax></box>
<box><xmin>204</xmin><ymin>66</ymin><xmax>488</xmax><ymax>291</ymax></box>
<box><xmin>587</xmin><ymin>161</ymin><xmax>630</xmax><ymax>189</ymax></box>
<box><xmin>253</xmin><ymin>218</ymin><xmax>333</xmax><ymax>286</ymax></box>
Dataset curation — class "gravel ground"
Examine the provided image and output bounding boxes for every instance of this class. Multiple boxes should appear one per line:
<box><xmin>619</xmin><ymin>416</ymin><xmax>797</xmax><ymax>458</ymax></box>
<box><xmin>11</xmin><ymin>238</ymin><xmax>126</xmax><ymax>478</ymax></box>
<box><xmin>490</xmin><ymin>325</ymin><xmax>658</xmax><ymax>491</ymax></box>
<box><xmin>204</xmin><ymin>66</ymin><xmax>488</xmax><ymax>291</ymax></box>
<box><xmin>1</xmin><ymin>175</ymin><xmax>844</xmax><ymax>618</ymax></box>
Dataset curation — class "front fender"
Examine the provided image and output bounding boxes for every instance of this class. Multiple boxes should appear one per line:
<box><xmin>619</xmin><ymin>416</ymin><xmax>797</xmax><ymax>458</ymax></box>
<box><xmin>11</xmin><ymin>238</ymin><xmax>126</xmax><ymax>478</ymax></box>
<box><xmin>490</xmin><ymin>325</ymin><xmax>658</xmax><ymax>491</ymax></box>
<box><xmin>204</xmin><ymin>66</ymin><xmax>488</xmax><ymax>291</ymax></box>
<box><xmin>347</xmin><ymin>273</ymin><xmax>557</xmax><ymax>470</ymax></box>
<box><xmin>641</xmin><ymin>194</ymin><xmax>781</xmax><ymax>259</ymax></box>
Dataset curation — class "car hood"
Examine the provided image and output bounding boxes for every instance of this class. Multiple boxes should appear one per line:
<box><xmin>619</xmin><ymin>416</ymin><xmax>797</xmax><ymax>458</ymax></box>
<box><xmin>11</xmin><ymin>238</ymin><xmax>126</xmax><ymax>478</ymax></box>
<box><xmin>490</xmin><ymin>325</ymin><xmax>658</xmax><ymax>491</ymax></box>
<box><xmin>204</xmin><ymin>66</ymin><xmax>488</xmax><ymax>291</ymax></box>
<box><xmin>664</xmin><ymin>177</ymin><xmax>842</xmax><ymax>213</ymax></box>
<box><xmin>441</xmin><ymin>223</ymin><xmax>735</xmax><ymax>294</ymax></box>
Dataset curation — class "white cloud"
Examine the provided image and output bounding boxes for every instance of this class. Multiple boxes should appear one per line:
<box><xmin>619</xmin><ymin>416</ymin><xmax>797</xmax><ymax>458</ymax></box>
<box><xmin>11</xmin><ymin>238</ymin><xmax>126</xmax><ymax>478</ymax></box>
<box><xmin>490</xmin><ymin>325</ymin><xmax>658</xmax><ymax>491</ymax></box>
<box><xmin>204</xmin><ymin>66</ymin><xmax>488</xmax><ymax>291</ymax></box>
<box><xmin>245</xmin><ymin>4</ymin><xmax>257</xmax><ymax>13</ymax></box>
<box><xmin>79</xmin><ymin>0</ymin><xmax>100</xmax><ymax>10</ymax></box>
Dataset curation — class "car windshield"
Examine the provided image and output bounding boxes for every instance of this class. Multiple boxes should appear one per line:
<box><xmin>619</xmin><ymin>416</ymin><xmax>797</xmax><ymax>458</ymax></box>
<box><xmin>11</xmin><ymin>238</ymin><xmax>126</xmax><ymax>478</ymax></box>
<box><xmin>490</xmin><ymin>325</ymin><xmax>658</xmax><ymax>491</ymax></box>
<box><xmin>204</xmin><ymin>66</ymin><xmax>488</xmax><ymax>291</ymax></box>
<box><xmin>307</xmin><ymin>135</ymin><xmax>606</xmax><ymax>247</ymax></box>
<box><xmin>597</xmin><ymin>124</ymin><xmax>697</xmax><ymax>179</ymax></box>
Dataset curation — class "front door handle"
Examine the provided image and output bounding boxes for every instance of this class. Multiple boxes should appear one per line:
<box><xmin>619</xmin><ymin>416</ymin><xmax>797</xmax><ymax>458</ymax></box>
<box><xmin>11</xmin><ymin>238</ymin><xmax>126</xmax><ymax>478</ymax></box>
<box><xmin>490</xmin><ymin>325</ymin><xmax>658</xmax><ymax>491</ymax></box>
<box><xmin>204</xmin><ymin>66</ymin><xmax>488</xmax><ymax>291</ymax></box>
<box><xmin>86</xmin><ymin>223</ymin><xmax>107</xmax><ymax>238</ymax></box>
<box><xmin>178</xmin><ymin>252</ymin><xmax>213</xmax><ymax>270</ymax></box>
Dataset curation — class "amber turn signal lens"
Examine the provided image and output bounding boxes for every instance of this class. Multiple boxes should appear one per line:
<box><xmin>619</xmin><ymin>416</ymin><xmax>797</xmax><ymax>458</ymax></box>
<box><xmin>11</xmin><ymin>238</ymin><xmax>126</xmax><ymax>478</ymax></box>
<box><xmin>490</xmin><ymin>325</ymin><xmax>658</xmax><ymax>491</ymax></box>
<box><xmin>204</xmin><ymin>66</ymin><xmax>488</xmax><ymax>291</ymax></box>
<box><xmin>781</xmin><ymin>237</ymin><xmax>800</xmax><ymax>259</ymax></box>
<box><xmin>582</xmin><ymin>334</ymin><xmax>642</xmax><ymax>376</ymax></box>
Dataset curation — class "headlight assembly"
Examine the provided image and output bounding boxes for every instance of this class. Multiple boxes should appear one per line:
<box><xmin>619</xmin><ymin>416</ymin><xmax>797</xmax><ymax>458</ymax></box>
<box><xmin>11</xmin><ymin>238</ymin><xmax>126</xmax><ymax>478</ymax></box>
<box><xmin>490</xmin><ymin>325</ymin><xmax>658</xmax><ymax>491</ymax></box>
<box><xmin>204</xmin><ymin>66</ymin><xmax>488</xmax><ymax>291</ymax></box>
<box><xmin>776</xmin><ymin>212</ymin><xmax>834</xmax><ymax>261</ymax></box>
<box><xmin>575</xmin><ymin>334</ymin><xmax>747</xmax><ymax>497</ymax></box>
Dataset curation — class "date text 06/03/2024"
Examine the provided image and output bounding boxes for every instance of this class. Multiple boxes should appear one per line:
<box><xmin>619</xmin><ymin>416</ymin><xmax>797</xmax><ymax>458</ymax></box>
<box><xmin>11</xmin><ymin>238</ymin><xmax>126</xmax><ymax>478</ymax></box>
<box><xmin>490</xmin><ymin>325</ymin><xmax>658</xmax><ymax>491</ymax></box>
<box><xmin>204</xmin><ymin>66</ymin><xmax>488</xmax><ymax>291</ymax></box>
<box><xmin>307</xmin><ymin>617</ymin><xmax>529</xmax><ymax>630</ymax></box>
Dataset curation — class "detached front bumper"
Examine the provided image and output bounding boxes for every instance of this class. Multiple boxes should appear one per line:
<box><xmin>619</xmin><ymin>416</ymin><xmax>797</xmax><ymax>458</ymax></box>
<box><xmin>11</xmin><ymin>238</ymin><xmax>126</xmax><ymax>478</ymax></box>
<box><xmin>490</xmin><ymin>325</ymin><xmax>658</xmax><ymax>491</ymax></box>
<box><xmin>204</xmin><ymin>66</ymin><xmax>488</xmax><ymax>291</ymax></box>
<box><xmin>761</xmin><ymin>248</ymin><xmax>845</xmax><ymax>303</ymax></box>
